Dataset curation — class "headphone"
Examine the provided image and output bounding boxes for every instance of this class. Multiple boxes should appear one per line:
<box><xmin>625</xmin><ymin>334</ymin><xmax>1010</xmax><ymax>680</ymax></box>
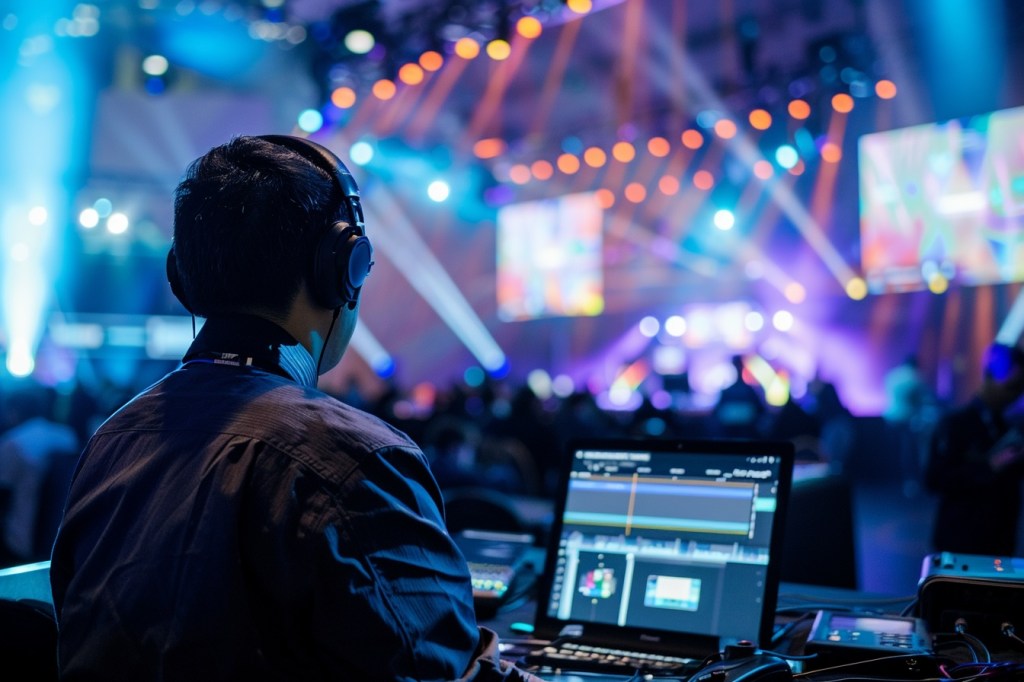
<box><xmin>166</xmin><ymin>134</ymin><xmax>374</xmax><ymax>314</ymax></box>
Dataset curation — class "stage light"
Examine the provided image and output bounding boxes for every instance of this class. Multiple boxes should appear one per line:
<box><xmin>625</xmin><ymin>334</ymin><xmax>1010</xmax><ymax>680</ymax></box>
<box><xmin>556</xmin><ymin>153</ymin><xmax>580</xmax><ymax>174</ymax></box>
<box><xmin>398</xmin><ymin>63</ymin><xmax>424</xmax><ymax>85</ymax></box>
<box><xmin>583</xmin><ymin>146</ymin><xmax>607</xmax><ymax>168</ymax></box>
<box><xmin>516</xmin><ymin>16</ymin><xmax>543</xmax><ymax>39</ymax></box>
<box><xmin>11</xmin><ymin>243</ymin><xmax>29</xmax><ymax>262</ymax></box>
<box><xmin>331</xmin><ymin>86</ymin><xmax>356</xmax><ymax>109</ymax></box>
<box><xmin>142</xmin><ymin>54</ymin><xmax>169</xmax><ymax>77</ymax></box>
<box><xmin>106</xmin><ymin>212</ymin><xmax>129</xmax><ymax>234</ymax></box>
<box><xmin>692</xmin><ymin>170</ymin><xmax>714</xmax><ymax>190</ymax></box>
<box><xmin>348</xmin><ymin>140</ymin><xmax>374</xmax><ymax>166</ymax></box>
<box><xmin>788</xmin><ymin>99</ymin><xmax>811</xmax><ymax>120</ymax></box>
<box><xmin>527</xmin><ymin>369</ymin><xmax>552</xmax><ymax>399</ymax></box>
<box><xmin>820</xmin><ymin>142</ymin><xmax>842</xmax><ymax>163</ymax></box>
<box><xmin>419</xmin><ymin>50</ymin><xmax>444</xmax><ymax>71</ymax></box>
<box><xmin>647</xmin><ymin>137</ymin><xmax>670</xmax><ymax>157</ymax></box>
<box><xmin>713</xmin><ymin>209</ymin><xmax>735</xmax><ymax>230</ymax></box>
<box><xmin>875</xmin><ymin>79</ymin><xmax>897</xmax><ymax>99</ymax></box>
<box><xmin>713</xmin><ymin>119</ymin><xmax>737</xmax><ymax>139</ymax></box>
<box><xmin>94</xmin><ymin>197</ymin><xmax>112</xmax><ymax>217</ymax></box>
<box><xmin>639</xmin><ymin>316</ymin><xmax>660</xmax><ymax>337</ymax></box>
<box><xmin>831</xmin><ymin>93</ymin><xmax>854</xmax><ymax>113</ymax></box>
<box><xmin>681</xmin><ymin>129</ymin><xmax>704</xmax><ymax>149</ymax></box>
<box><xmin>566</xmin><ymin>0</ymin><xmax>592</xmax><ymax>14</ymax></box>
<box><xmin>927</xmin><ymin>273</ymin><xmax>949</xmax><ymax>295</ymax></box>
<box><xmin>552</xmin><ymin>374</ymin><xmax>575</xmax><ymax>397</ymax></box>
<box><xmin>297</xmin><ymin>108</ymin><xmax>323</xmax><ymax>132</ymax></box>
<box><xmin>775</xmin><ymin>145</ymin><xmax>798</xmax><ymax>169</ymax></box>
<box><xmin>371</xmin><ymin>79</ymin><xmax>396</xmax><ymax>100</ymax></box>
<box><xmin>595</xmin><ymin>188</ymin><xmax>615</xmax><ymax>208</ymax></box>
<box><xmin>486</xmin><ymin>38</ymin><xmax>511</xmax><ymax>61</ymax></box>
<box><xmin>473</xmin><ymin>138</ymin><xmax>506</xmax><ymax>159</ymax></box>
<box><xmin>79</xmin><ymin>207</ymin><xmax>99</xmax><ymax>228</ymax></box>
<box><xmin>753</xmin><ymin>160</ymin><xmax>774</xmax><ymax>179</ymax></box>
<box><xmin>509</xmin><ymin>164</ymin><xmax>530</xmax><ymax>184</ymax></box>
<box><xmin>788</xmin><ymin>159</ymin><xmax>805</xmax><ymax>176</ymax></box>
<box><xmin>749</xmin><ymin>109</ymin><xmax>772</xmax><ymax>130</ymax></box>
<box><xmin>531</xmin><ymin>159</ymin><xmax>553</xmax><ymax>180</ymax></box>
<box><xmin>612</xmin><ymin>141</ymin><xmax>635</xmax><ymax>163</ymax></box>
<box><xmin>427</xmin><ymin>180</ymin><xmax>450</xmax><ymax>202</ymax></box>
<box><xmin>664</xmin><ymin>315</ymin><xmax>686</xmax><ymax>337</ymax></box>
<box><xmin>784</xmin><ymin>282</ymin><xmax>806</xmax><ymax>303</ymax></box>
<box><xmin>464</xmin><ymin>366</ymin><xmax>485</xmax><ymax>387</ymax></box>
<box><xmin>845</xmin><ymin>277</ymin><xmax>868</xmax><ymax>300</ymax></box>
<box><xmin>344</xmin><ymin>29</ymin><xmax>375</xmax><ymax>54</ymax></box>
<box><xmin>772</xmin><ymin>310</ymin><xmax>794</xmax><ymax>331</ymax></box>
<box><xmin>744</xmin><ymin>311</ymin><xmax>764</xmax><ymax>332</ymax></box>
<box><xmin>624</xmin><ymin>182</ymin><xmax>646</xmax><ymax>203</ymax></box>
<box><xmin>658</xmin><ymin>175</ymin><xmax>680</xmax><ymax>195</ymax></box>
<box><xmin>454</xmin><ymin>37</ymin><xmax>480</xmax><ymax>60</ymax></box>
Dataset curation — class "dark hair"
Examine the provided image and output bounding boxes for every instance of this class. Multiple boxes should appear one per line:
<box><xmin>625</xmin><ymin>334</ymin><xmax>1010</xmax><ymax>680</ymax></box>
<box><xmin>171</xmin><ymin>136</ymin><xmax>340</xmax><ymax>318</ymax></box>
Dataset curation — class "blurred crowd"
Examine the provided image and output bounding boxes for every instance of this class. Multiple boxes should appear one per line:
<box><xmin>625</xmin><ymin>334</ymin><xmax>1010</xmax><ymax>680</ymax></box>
<box><xmin>0</xmin><ymin>356</ymin><xmax>942</xmax><ymax>570</ymax></box>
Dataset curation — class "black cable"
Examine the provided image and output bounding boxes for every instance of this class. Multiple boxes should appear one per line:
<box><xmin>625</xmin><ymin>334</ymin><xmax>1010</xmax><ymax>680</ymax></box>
<box><xmin>953</xmin><ymin>618</ymin><xmax>990</xmax><ymax>664</ymax></box>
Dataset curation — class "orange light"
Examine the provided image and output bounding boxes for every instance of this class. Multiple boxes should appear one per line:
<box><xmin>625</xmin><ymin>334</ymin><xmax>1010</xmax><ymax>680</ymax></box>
<box><xmin>612</xmin><ymin>141</ymin><xmax>636</xmax><ymax>163</ymax></box>
<box><xmin>509</xmin><ymin>164</ymin><xmax>531</xmax><ymax>185</ymax></box>
<box><xmin>820</xmin><ymin>142</ymin><xmax>842</xmax><ymax>163</ymax></box>
<box><xmin>875</xmin><ymin>79</ymin><xmax>897</xmax><ymax>99</ymax></box>
<box><xmin>749</xmin><ymin>108</ymin><xmax>772</xmax><ymax>130</ymax></box>
<box><xmin>419</xmin><ymin>50</ymin><xmax>444</xmax><ymax>72</ymax></box>
<box><xmin>372</xmin><ymin>79</ymin><xmax>396</xmax><ymax>100</ymax></box>
<box><xmin>681</xmin><ymin>129</ymin><xmax>704</xmax><ymax>150</ymax></box>
<box><xmin>784</xmin><ymin>282</ymin><xmax>806</xmax><ymax>304</ymax></box>
<box><xmin>566</xmin><ymin>0</ymin><xmax>592</xmax><ymax>14</ymax></box>
<box><xmin>454</xmin><ymin>37</ymin><xmax>480</xmax><ymax>60</ymax></box>
<box><xmin>624</xmin><ymin>182</ymin><xmax>647</xmax><ymax>203</ymax></box>
<box><xmin>531</xmin><ymin>159</ymin><xmax>554</xmax><ymax>180</ymax></box>
<box><xmin>398</xmin><ymin>63</ymin><xmax>424</xmax><ymax>85</ymax></box>
<box><xmin>788</xmin><ymin>99</ymin><xmax>811</xmax><ymax>120</ymax></box>
<box><xmin>486</xmin><ymin>38</ymin><xmax>511</xmax><ymax>61</ymax></box>
<box><xmin>647</xmin><ymin>136</ymin><xmax>670</xmax><ymax>157</ymax></box>
<box><xmin>583</xmin><ymin>146</ymin><xmax>607</xmax><ymax>168</ymax></box>
<box><xmin>557</xmin><ymin>153</ymin><xmax>580</xmax><ymax>174</ymax></box>
<box><xmin>473</xmin><ymin>138</ymin><xmax>506</xmax><ymax>159</ymax></box>
<box><xmin>516</xmin><ymin>16</ymin><xmax>543</xmax><ymax>39</ymax></box>
<box><xmin>330</xmin><ymin>86</ymin><xmax>356</xmax><ymax>109</ymax></box>
<box><xmin>714</xmin><ymin>119</ymin><xmax>737</xmax><ymax>139</ymax></box>
<box><xmin>831</xmin><ymin>93</ymin><xmax>854</xmax><ymax>114</ymax></box>
<box><xmin>658</xmin><ymin>175</ymin><xmax>680</xmax><ymax>195</ymax></box>
<box><xmin>788</xmin><ymin>159</ymin><xmax>805</xmax><ymax>176</ymax></box>
<box><xmin>693</xmin><ymin>170</ymin><xmax>714</xmax><ymax>190</ymax></box>
<box><xmin>595</xmin><ymin>188</ymin><xmax>615</xmax><ymax>208</ymax></box>
<box><xmin>753</xmin><ymin>160</ymin><xmax>774</xmax><ymax>179</ymax></box>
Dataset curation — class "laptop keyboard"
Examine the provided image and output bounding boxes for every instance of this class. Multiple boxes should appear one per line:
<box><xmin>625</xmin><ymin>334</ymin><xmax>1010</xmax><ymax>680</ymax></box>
<box><xmin>525</xmin><ymin>641</ymin><xmax>696</xmax><ymax>676</ymax></box>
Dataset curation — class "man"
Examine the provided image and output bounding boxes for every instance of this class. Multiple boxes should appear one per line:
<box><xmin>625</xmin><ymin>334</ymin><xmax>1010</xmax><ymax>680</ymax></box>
<box><xmin>50</xmin><ymin>135</ymin><xmax>541</xmax><ymax>681</ymax></box>
<box><xmin>925</xmin><ymin>342</ymin><xmax>1024</xmax><ymax>556</ymax></box>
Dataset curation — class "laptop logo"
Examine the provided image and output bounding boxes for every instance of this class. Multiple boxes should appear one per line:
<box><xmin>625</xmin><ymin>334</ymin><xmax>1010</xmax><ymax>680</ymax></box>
<box><xmin>640</xmin><ymin>634</ymin><xmax>662</xmax><ymax>643</ymax></box>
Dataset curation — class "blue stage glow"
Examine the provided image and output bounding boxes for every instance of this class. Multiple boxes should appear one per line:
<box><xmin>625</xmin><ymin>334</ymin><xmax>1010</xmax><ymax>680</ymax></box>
<box><xmin>297</xmin><ymin>109</ymin><xmax>324</xmax><ymax>133</ymax></box>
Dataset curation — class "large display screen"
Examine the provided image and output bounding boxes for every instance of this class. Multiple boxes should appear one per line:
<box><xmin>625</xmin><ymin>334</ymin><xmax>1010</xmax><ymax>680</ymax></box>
<box><xmin>859</xmin><ymin>105</ymin><xmax>1024</xmax><ymax>293</ymax></box>
<box><xmin>496</xmin><ymin>191</ymin><xmax>604</xmax><ymax>321</ymax></box>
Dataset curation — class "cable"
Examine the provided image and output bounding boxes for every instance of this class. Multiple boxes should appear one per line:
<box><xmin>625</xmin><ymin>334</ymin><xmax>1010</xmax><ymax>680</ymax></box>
<box><xmin>954</xmin><ymin>618</ymin><xmax>991</xmax><ymax>664</ymax></box>
<box><xmin>1001</xmin><ymin>621</ymin><xmax>1024</xmax><ymax>647</ymax></box>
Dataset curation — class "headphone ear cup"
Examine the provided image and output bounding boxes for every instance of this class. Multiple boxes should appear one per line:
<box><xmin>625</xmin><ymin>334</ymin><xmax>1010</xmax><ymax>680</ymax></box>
<box><xmin>166</xmin><ymin>247</ymin><xmax>193</xmax><ymax>314</ymax></box>
<box><xmin>311</xmin><ymin>222</ymin><xmax>374</xmax><ymax>309</ymax></box>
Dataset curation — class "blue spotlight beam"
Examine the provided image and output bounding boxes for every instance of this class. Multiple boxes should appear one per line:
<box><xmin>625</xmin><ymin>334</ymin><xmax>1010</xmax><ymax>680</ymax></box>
<box><xmin>361</xmin><ymin>184</ymin><xmax>507</xmax><ymax>373</ymax></box>
<box><xmin>348</xmin><ymin>319</ymin><xmax>394</xmax><ymax>377</ymax></box>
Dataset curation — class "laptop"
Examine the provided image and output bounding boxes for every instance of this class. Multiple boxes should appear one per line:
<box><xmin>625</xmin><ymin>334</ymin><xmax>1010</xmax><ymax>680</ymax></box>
<box><xmin>527</xmin><ymin>437</ymin><xmax>794</xmax><ymax>675</ymax></box>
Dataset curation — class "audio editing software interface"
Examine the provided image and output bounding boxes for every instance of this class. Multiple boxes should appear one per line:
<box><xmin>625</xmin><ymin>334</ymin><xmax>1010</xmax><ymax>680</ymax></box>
<box><xmin>543</xmin><ymin>446</ymin><xmax>785</xmax><ymax>643</ymax></box>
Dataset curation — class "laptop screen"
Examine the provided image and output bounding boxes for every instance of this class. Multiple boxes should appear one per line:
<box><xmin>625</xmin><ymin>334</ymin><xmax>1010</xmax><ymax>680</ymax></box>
<box><xmin>533</xmin><ymin>437</ymin><xmax>794</xmax><ymax>658</ymax></box>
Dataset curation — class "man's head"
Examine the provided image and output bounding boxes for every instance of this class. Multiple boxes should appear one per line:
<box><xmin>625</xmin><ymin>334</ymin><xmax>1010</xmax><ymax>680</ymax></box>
<box><xmin>168</xmin><ymin>135</ymin><xmax>372</xmax><ymax>320</ymax></box>
<box><xmin>167</xmin><ymin>135</ymin><xmax>373</xmax><ymax>372</ymax></box>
